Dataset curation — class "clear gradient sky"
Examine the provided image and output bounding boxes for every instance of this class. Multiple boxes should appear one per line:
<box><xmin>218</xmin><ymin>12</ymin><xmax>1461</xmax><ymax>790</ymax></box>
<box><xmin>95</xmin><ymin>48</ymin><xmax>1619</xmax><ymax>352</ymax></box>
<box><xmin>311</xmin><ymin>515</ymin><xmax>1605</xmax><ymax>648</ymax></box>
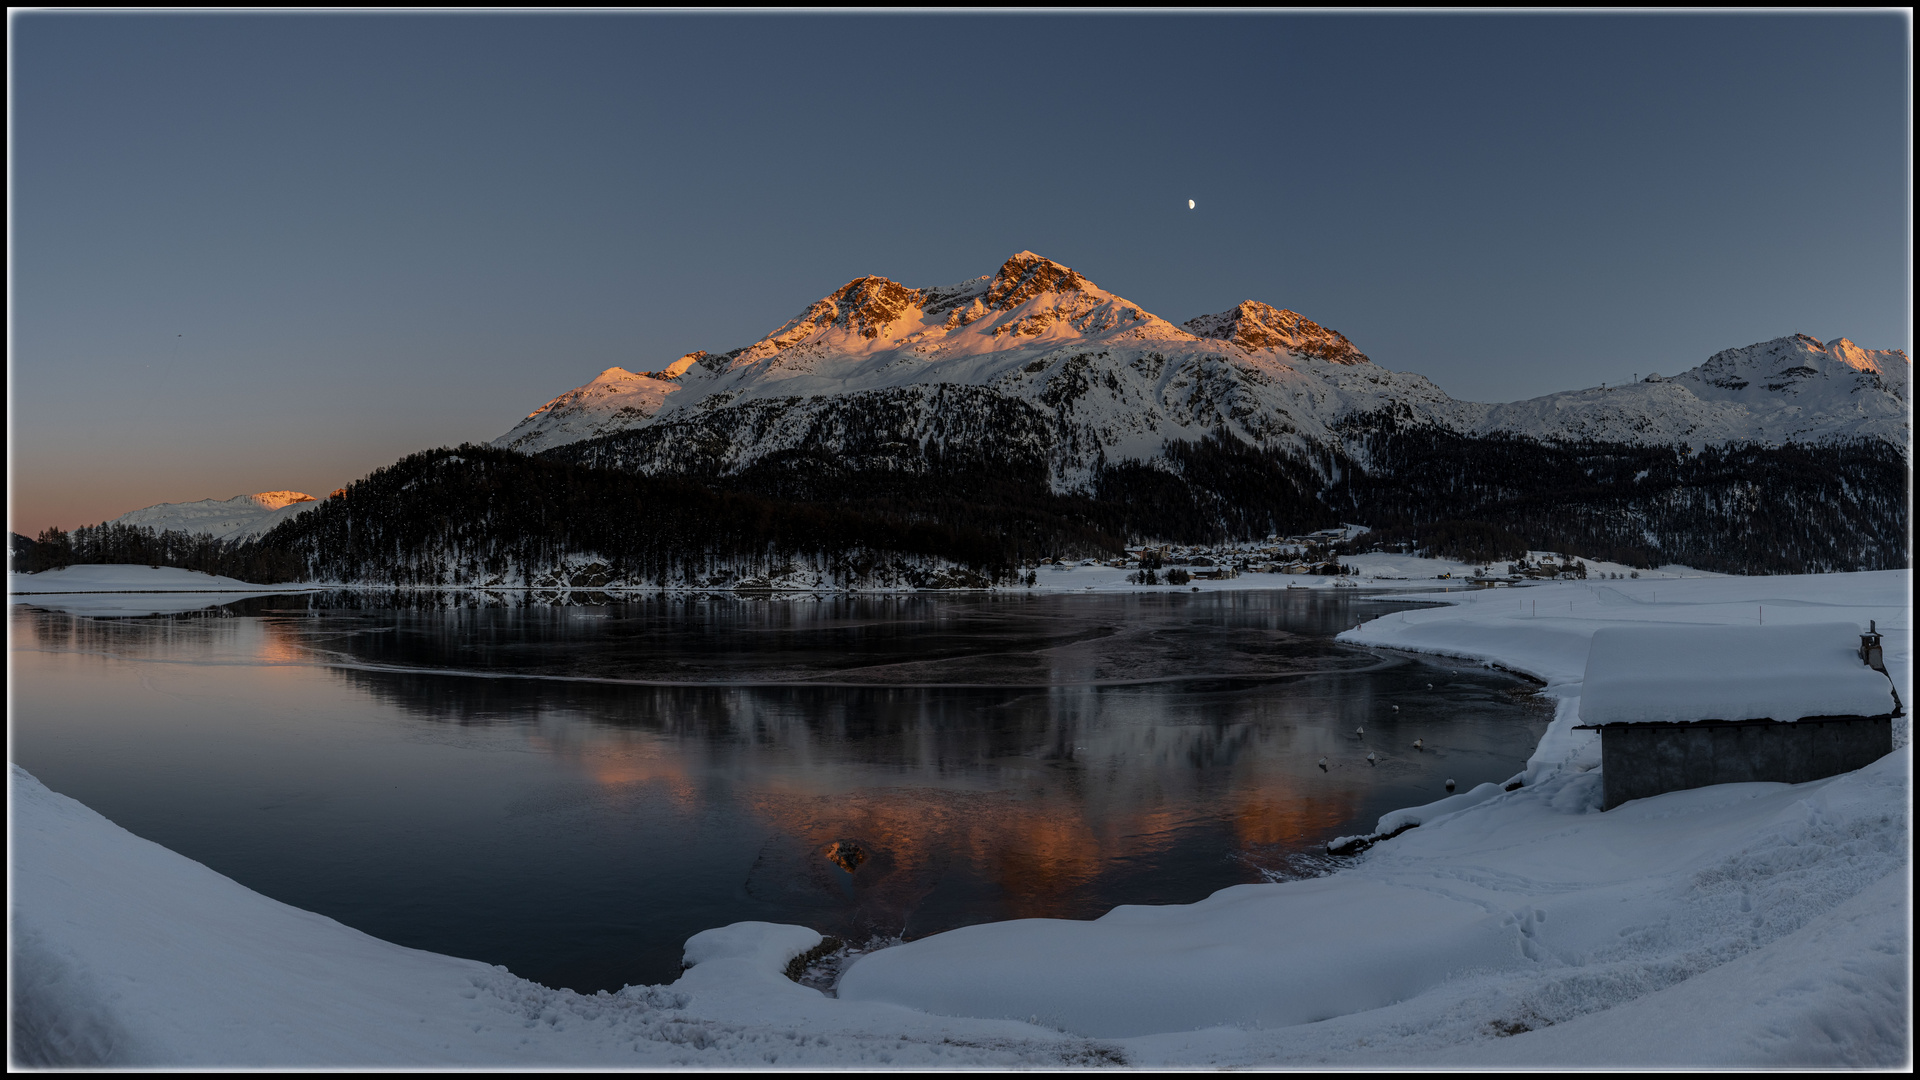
<box><xmin>10</xmin><ymin>12</ymin><xmax>1912</xmax><ymax>536</ymax></box>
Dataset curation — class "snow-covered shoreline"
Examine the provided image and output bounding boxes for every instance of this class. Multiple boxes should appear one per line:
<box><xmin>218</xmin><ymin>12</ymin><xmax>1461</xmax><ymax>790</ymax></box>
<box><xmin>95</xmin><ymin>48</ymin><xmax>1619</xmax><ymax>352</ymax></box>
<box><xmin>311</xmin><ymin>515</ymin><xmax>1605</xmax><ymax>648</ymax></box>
<box><xmin>7</xmin><ymin>549</ymin><xmax>1712</xmax><ymax>602</ymax></box>
<box><xmin>7</xmin><ymin>564</ymin><xmax>320</xmax><ymax>595</ymax></box>
<box><xmin>9</xmin><ymin>571</ymin><xmax>1911</xmax><ymax>1067</ymax></box>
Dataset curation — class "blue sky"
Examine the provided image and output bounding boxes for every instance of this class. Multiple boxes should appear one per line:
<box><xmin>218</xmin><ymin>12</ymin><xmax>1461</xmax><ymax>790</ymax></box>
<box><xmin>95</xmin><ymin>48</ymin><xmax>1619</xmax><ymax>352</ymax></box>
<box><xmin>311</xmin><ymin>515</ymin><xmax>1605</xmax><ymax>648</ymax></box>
<box><xmin>10</xmin><ymin>12</ymin><xmax>1911</xmax><ymax>533</ymax></box>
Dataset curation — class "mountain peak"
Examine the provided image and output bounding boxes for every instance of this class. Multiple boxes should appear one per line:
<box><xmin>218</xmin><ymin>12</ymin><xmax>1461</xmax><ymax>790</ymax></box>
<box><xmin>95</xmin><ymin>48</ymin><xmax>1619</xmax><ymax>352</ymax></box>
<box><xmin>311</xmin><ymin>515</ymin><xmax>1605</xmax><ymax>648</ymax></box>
<box><xmin>763</xmin><ymin>274</ymin><xmax>925</xmax><ymax>345</ymax></box>
<box><xmin>110</xmin><ymin>491</ymin><xmax>320</xmax><ymax>542</ymax></box>
<box><xmin>985</xmin><ymin>252</ymin><xmax>1090</xmax><ymax>312</ymax></box>
<box><xmin>1686</xmin><ymin>333</ymin><xmax>1911</xmax><ymax>400</ymax></box>
<box><xmin>250</xmin><ymin>491</ymin><xmax>316</xmax><ymax>510</ymax></box>
<box><xmin>1183</xmin><ymin>301</ymin><xmax>1370</xmax><ymax>365</ymax></box>
<box><xmin>647</xmin><ymin>352</ymin><xmax>710</xmax><ymax>380</ymax></box>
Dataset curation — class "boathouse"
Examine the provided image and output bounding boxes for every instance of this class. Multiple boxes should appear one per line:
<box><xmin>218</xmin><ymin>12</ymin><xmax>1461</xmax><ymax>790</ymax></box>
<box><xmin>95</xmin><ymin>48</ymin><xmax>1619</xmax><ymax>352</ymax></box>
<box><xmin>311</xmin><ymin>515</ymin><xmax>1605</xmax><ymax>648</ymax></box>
<box><xmin>1576</xmin><ymin>622</ymin><xmax>1900</xmax><ymax>811</ymax></box>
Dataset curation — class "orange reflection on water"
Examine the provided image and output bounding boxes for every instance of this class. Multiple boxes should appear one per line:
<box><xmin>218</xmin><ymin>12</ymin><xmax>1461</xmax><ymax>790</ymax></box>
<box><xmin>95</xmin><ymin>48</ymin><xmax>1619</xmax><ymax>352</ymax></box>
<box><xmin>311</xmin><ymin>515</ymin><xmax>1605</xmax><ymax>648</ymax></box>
<box><xmin>736</xmin><ymin>784</ymin><xmax>1216</xmax><ymax>924</ymax></box>
<box><xmin>526</xmin><ymin>730</ymin><xmax>702</xmax><ymax>809</ymax></box>
<box><xmin>253</xmin><ymin>622</ymin><xmax>313</xmax><ymax>669</ymax></box>
<box><xmin>966</xmin><ymin>807</ymin><xmax>1104</xmax><ymax>919</ymax></box>
<box><xmin>1228</xmin><ymin>785</ymin><xmax>1361</xmax><ymax>849</ymax></box>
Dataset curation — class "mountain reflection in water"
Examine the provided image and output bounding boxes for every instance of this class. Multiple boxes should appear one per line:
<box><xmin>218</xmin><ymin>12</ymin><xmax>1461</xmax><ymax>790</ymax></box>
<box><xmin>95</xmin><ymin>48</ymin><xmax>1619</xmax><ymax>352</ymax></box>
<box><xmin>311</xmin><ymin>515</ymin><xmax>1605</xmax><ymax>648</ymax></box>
<box><xmin>10</xmin><ymin>590</ymin><xmax>1548</xmax><ymax>993</ymax></box>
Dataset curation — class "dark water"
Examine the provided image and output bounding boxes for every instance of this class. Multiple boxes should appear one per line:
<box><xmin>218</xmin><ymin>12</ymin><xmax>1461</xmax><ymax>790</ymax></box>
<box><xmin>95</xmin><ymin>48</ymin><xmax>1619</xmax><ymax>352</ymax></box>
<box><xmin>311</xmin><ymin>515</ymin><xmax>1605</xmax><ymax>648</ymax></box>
<box><xmin>9</xmin><ymin>590</ymin><xmax>1550</xmax><ymax>993</ymax></box>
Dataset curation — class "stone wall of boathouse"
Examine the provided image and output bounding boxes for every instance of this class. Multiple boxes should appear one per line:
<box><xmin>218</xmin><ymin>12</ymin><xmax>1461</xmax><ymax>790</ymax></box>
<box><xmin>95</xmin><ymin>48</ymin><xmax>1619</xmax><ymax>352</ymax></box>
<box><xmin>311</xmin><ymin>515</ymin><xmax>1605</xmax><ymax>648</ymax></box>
<box><xmin>1599</xmin><ymin>716</ymin><xmax>1893</xmax><ymax>811</ymax></box>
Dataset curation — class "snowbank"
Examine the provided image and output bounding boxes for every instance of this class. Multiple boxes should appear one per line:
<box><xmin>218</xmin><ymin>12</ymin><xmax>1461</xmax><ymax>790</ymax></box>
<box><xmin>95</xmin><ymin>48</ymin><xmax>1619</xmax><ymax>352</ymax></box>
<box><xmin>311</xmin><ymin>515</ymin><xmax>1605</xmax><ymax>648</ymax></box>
<box><xmin>9</xmin><ymin>564</ymin><xmax>315</xmax><ymax>594</ymax></box>
<box><xmin>844</xmin><ymin>750</ymin><xmax>1908</xmax><ymax>1064</ymax></box>
<box><xmin>8</xmin><ymin>765</ymin><xmax>1123</xmax><ymax>1068</ymax></box>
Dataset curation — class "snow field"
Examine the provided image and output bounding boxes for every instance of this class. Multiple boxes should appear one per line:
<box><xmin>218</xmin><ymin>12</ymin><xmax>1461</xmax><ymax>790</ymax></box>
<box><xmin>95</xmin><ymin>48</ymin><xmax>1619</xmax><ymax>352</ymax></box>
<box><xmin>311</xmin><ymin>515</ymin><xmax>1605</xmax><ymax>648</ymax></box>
<box><xmin>1115</xmin><ymin>750</ymin><xmax>1908</xmax><ymax>1067</ymax></box>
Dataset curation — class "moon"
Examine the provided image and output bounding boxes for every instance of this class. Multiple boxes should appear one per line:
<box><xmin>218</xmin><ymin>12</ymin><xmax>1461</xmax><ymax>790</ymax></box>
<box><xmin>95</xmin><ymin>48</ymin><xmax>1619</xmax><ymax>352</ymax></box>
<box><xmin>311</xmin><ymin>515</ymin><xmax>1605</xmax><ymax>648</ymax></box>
<box><xmin>1188</xmin><ymin>199</ymin><xmax>1195</xmax><ymax>209</ymax></box>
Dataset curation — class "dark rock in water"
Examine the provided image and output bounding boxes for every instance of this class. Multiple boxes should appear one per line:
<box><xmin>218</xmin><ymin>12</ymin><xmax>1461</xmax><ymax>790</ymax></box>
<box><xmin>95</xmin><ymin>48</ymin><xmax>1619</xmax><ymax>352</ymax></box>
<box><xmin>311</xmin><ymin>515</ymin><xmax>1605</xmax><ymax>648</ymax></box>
<box><xmin>784</xmin><ymin>936</ymin><xmax>844</xmax><ymax>983</ymax></box>
<box><xmin>825</xmin><ymin>840</ymin><xmax>867</xmax><ymax>873</ymax></box>
<box><xmin>1326</xmin><ymin>820</ymin><xmax>1418</xmax><ymax>856</ymax></box>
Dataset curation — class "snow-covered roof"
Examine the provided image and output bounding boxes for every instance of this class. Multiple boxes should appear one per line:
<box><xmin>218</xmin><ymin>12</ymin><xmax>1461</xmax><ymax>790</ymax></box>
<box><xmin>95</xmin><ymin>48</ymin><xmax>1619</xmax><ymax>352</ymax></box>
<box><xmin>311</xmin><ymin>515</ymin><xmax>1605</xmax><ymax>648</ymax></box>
<box><xmin>1579</xmin><ymin>622</ymin><xmax>1897</xmax><ymax>726</ymax></box>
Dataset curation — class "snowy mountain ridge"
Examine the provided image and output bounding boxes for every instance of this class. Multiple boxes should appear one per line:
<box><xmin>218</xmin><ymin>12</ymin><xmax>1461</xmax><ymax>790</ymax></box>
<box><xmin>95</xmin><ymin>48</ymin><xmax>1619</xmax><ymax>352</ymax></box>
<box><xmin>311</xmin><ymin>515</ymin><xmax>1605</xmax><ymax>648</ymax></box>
<box><xmin>1182</xmin><ymin>300</ymin><xmax>1371</xmax><ymax>364</ymax></box>
<box><xmin>110</xmin><ymin>491</ymin><xmax>320</xmax><ymax>543</ymax></box>
<box><xmin>494</xmin><ymin>252</ymin><xmax>1910</xmax><ymax>483</ymax></box>
<box><xmin>1467</xmin><ymin>333</ymin><xmax>1911</xmax><ymax>447</ymax></box>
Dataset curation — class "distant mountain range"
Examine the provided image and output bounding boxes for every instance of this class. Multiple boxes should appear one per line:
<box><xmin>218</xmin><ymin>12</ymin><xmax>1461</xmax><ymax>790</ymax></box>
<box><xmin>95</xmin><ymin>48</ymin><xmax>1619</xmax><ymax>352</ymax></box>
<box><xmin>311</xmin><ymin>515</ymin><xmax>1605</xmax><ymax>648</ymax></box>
<box><xmin>38</xmin><ymin>252</ymin><xmax>1909</xmax><ymax>584</ymax></box>
<box><xmin>493</xmin><ymin>251</ymin><xmax>1909</xmax><ymax>475</ymax></box>
<box><xmin>110</xmin><ymin>491</ymin><xmax>321</xmax><ymax>543</ymax></box>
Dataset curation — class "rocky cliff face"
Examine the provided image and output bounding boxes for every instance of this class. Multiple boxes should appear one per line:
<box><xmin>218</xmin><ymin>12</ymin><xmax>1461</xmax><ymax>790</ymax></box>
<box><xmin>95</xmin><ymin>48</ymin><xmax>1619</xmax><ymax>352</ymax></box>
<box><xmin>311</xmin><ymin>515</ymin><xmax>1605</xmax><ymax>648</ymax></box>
<box><xmin>1183</xmin><ymin>301</ymin><xmax>1371</xmax><ymax>365</ymax></box>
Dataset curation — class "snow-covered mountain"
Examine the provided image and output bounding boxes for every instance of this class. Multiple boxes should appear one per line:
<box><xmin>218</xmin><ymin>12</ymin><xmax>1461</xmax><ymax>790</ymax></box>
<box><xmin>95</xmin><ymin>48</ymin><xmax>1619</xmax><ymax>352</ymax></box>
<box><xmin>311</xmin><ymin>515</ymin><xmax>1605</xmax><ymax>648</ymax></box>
<box><xmin>111</xmin><ymin>491</ymin><xmax>320</xmax><ymax>543</ymax></box>
<box><xmin>1468</xmin><ymin>334</ymin><xmax>1911</xmax><ymax>447</ymax></box>
<box><xmin>496</xmin><ymin>365</ymin><xmax>685</xmax><ymax>455</ymax></box>
<box><xmin>1182</xmin><ymin>300</ymin><xmax>1371</xmax><ymax>364</ymax></box>
<box><xmin>494</xmin><ymin>252</ymin><xmax>1463</xmax><ymax>486</ymax></box>
<box><xmin>493</xmin><ymin>252</ymin><xmax>1910</xmax><ymax>486</ymax></box>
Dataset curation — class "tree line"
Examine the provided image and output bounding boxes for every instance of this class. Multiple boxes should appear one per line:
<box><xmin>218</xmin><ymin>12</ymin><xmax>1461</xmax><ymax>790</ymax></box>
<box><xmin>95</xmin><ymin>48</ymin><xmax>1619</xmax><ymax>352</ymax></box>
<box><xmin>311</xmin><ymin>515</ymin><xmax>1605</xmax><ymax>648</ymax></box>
<box><xmin>14</xmin><ymin>521</ymin><xmax>304</xmax><ymax>580</ymax></box>
<box><xmin>15</xmin><ymin>418</ymin><xmax>1907</xmax><ymax>583</ymax></box>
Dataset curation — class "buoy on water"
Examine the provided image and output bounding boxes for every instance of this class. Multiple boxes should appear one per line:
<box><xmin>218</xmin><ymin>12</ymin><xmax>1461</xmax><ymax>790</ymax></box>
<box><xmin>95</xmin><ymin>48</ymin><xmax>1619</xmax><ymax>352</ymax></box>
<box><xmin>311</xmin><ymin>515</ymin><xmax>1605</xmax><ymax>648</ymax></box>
<box><xmin>1445</xmin><ymin>778</ymin><xmax>1456</xmax><ymax>792</ymax></box>
<box><xmin>1413</xmin><ymin>739</ymin><xmax>1423</xmax><ymax>750</ymax></box>
<box><xmin>1318</xmin><ymin>756</ymin><xmax>1329</xmax><ymax>771</ymax></box>
<box><xmin>1367</xmin><ymin>751</ymin><xmax>1377</xmax><ymax>765</ymax></box>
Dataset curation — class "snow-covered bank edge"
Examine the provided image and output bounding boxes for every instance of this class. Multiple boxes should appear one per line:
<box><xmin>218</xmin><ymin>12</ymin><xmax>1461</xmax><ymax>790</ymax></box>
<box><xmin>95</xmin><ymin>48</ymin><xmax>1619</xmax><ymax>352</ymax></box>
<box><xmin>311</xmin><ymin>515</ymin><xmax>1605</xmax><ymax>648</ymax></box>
<box><xmin>8</xmin><ymin>764</ymin><xmax>1126</xmax><ymax>1068</ymax></box>
<box><xmin>10</xmin><ymin>550</ymin><xmax>1720</xmax><ymax>599</ymax></box>
<box><xmin>1322</xmin><ymin>571</ymin><xmax>1912</xmax><ymax>854</ymax></box>
<box><xmin>8</xmin><ymin>565</ymin><xmax>321</xmax><ymax>595</ymax></box>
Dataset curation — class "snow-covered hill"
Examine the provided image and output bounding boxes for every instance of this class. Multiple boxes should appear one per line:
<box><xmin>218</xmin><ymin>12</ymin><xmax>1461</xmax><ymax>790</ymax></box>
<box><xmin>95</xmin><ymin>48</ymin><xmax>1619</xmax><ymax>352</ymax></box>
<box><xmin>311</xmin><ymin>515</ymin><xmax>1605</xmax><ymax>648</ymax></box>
<box><xmin>1470</xmin><ymin>334</ymin><xmax>1912</xmax><ymax>447</ymax></box>
<box><xmin>491</xmin><ymin>252</ymin><xmax>1910</xmax><ymax>483</ymax></box>
<box><xmin>496</xmin><ymin>366</ymin><xmax>684</xmax><ymax>454</ymax></box>
<box><xmin>110</xmin><ymin>491</ymin><xmax>320</xmax><ymax>543</ymax></box>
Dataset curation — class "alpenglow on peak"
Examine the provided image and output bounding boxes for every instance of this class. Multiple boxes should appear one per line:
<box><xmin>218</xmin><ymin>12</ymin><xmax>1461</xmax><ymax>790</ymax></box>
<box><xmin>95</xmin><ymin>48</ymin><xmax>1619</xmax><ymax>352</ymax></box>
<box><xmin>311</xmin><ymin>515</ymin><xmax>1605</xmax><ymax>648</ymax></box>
<box><xmin>492</xmin><ymin>252</ymin><xmax>1907</xmax><ymax>465</ymax></box>
<box><xmin>1183</xmin><ymin>301</ymin><xmax>1372</xmax><ymax>365</ymax></box>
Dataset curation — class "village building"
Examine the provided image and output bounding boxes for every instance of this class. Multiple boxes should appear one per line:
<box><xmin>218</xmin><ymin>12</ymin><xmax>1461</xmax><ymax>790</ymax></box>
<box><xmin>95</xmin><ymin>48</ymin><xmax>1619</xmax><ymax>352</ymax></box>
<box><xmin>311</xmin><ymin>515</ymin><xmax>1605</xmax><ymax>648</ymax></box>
<box><xmin>1575</xmin><ymin>622</ymin><xmax>1899</xmax><ymax>811</ymax></box>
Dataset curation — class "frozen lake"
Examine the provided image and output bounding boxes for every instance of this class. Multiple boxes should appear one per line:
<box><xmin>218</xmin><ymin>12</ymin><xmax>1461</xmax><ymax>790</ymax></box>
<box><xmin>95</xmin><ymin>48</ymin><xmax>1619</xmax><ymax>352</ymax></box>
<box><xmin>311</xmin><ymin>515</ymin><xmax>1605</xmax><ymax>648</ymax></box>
<box><xmin>10</xmin><ymin>590</ymin><xmax>1549</xmax><ymax>992</ymax></box>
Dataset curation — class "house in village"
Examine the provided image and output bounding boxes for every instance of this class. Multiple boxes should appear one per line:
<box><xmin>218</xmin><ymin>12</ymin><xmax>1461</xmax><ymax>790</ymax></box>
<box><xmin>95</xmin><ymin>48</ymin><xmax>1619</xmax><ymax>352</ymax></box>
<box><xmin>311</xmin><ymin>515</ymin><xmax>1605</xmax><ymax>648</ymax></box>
<box><xmin>1576</xmin><ymin>622</ymin><xmax>1900</xmax><ymax>811</ymax></box>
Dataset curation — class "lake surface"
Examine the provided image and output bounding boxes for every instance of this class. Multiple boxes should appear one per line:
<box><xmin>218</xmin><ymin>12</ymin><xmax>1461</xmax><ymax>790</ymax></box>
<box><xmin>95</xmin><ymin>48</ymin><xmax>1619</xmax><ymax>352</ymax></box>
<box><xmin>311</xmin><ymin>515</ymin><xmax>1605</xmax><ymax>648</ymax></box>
<box><xmin>10</xmin><ymin>590</ymin><xmax>1550</xmax><ymax>993</ymax></box>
